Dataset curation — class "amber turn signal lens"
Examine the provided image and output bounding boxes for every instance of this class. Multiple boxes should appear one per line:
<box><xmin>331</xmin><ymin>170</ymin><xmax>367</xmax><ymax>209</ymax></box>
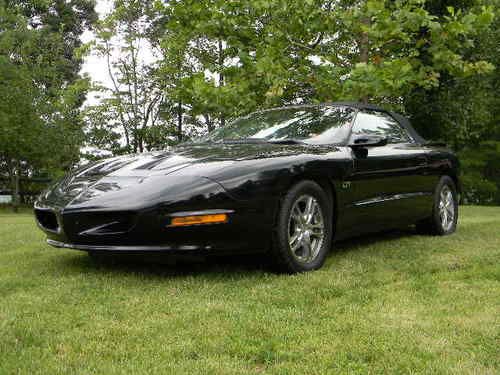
<box><xmin>169</xmin><ymin>213</ymin><xmax>228</xmax><ymax>227</ymax></box>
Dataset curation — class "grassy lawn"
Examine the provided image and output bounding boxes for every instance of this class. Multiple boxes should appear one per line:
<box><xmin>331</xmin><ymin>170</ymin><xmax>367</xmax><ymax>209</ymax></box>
<box><xmin>0</xmin><ymin>206</ymin><xmax>499</xmax><ymax>374</ymax></box>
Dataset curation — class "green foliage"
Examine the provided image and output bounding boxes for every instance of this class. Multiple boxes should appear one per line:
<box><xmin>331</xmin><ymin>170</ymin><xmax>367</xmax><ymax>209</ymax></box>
<box><xmin>0</xmin><ymin>0</ymin><xmax>96</xmax><ymax>209</ymax></box>
<box><xmin>158</xmin><ymin>0</ymin><xmax>494</xmax><ymax>111</ymax></box>
<box><xmin>337</xmin><ymin>0</ymin><xmax>494</xmax><ymax>99</ymax></box>
<box><xmin>147</xmin><ymin>0</ymin><xmax>497</xmax><ymax>153</ymax></box>
<box><xmin>459</xmin><ymin>142</ymin><xmax>500</xmax><ymax>205</ymax></box>
<box><xmin>158</xmin><ymin>0</ymin><xmax>342</xmax><ymax>130</ymax></box>
<box><xmin>405</xmin><ymin>0</ymin><xmax>500</xmax><ymax>205</ymax></box>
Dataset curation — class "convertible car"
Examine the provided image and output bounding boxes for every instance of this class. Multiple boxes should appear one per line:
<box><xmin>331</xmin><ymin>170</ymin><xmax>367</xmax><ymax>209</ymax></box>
<box><xmin>35</xmin><ymin>102</ymin><xmax>459</xmax><ymax>272</ymax></box>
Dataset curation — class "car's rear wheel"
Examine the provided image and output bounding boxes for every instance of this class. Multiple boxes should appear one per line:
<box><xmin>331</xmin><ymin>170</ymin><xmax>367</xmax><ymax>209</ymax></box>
<box><xmin>416</xmin><ymin>176</ymin><xmax>458</xmax><ymax>235</ymax></box>
<box><xmin>271</xmin><ymin>180</ymin><xmax>332</xmax><ymax>273</ymax></box>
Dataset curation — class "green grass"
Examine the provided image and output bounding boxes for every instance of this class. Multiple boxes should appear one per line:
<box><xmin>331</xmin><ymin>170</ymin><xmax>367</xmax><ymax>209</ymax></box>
<box><xmin>1</xmin><ymin>207</ymin><xmax>499</xmax><ymax>374</ymax></box>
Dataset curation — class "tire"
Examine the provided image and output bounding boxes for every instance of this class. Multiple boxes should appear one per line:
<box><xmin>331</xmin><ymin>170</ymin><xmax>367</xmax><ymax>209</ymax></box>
<box><xmin>416</xmin><ymin>176</ymin><xmax>458</xmax><ymax>235</ymax></box>
<box><xmin>271</xmin><ymin>180</ymin><xmax>333</xmax><ymax>273</ymax></box>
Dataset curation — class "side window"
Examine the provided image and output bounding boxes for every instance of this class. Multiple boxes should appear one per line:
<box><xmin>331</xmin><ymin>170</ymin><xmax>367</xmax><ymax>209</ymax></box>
<box><xmin>351</xmin><ymin>110</ymin><xmax>411</xmax><ymax>144</ymax></box>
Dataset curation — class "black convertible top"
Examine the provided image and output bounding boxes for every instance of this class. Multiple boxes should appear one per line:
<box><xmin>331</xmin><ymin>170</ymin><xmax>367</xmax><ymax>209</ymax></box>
<box><xmin>388</xmin><ymin>111</ymin><xmax>426</xmax><ymax>144</ymax></box>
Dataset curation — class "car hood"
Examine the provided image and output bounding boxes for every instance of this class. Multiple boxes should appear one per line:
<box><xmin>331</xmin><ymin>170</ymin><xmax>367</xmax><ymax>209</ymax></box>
<box><xmin>37</xmin><ymin>143</ymin><xmax>339</xmax><ymax>210</ymax></box>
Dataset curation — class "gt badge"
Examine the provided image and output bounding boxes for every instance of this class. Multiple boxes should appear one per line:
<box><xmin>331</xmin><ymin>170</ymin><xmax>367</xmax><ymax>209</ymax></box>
<box><xmin>342</xmin><ymin>181</ymin><xmax>351</xmax><ymax>189</ymax></box>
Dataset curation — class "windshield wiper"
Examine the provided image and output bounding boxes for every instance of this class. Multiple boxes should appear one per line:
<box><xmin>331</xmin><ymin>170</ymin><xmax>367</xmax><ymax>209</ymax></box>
<box><xmin>219</xmin><ymin>138</ymin><xmax>305</xmax><ymax>145</ymax></box>
<box><xmin>220</xmin><ymin>138</ymin><xmax>267</xmax><ymax>144</ymax></box>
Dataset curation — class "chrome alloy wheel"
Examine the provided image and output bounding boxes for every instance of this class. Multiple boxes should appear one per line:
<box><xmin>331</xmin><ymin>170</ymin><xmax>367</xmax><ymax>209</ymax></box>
<box><xmin>287</xmin><ymin>194</ymin><xmax>325</xmax><ymax>264</ymax></box>
<box><xmin>439</xmin><ymin>185</ymin><xmax>455</xmax><ymax>232</ymax></box>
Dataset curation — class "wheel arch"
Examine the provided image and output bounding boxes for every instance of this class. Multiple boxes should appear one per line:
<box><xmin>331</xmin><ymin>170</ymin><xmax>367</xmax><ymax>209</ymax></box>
<box><xmin>441</xmin><ymin>168</ymin><xmax>461</xmax><ymax>201</ymax></box>
<box><xmin>281</xmin><ymin>173</ymin><xmax>339</xmax><ymax>239</ymax></box>
<box><xmin>439</xmin><ymin>153</ymin><xmax>462</xmax><ymax>197</ymax></box>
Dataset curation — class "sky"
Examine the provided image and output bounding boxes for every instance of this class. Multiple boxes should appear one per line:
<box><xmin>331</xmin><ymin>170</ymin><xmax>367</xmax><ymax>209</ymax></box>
<box><xmin>80</xmin><ymin>0</ymin><xmax>113</xmax><ymax>97</ymax></box>
<box><xmin>80</xmin><ymin>0</ymin><xmax>159</xmax><ymax>107</ymax></box>
<box><xmin>79</xmin><ymin>0</ymin><xmax>117</xmax><ymax>155</ymax></box>
<box><xmin>79</xmin><ymin>0</ymin><xmax>162</xmax><ymax>154</ymax></box>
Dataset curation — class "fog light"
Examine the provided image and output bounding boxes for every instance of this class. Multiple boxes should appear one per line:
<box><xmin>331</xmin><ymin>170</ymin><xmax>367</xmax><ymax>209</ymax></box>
<box><xmin>169</xmin><ymin>213</ymin><xmax>229</xmax><ymax>227</ymax></box>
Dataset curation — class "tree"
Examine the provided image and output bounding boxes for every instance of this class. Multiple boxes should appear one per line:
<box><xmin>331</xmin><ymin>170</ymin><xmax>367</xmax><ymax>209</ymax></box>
<box><xmin>0</xmin><ymin>0</ymin><xmax>96</xmax><ymax>211</ymax></box>
<box><xmin>87</xmin><ymin>0</ymin><xmax>173</xmax><ymax>154</ymax></box>
<box><xmin>156</xmin><ymin>0</ymin><xmax>494</xmax><ymax>138</ymax></box>
<box><xmin>10</xmin><ymin>0</ymin><xmax>96</xmax><ymax>77</ymax></box>
<box><xmin>404</xmin><ymin>0</ymin><xmax>500</xmax><ymax>204</ymax></box>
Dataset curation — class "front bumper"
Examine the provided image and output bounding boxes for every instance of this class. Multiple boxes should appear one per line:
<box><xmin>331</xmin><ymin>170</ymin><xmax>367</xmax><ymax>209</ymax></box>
<box><xmin>36</xmin><ymin>203</ymin><xmax>274</xmax><ymax>255</ymax></box>
<box><xmin>47</xmin><ymin>239</ymin><xmax>213</xmax><ymax>253</ymax></box>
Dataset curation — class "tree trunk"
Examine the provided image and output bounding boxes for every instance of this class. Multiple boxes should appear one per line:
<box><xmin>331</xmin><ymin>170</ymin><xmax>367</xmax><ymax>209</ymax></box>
<box><xmin>12</xmin><ymin>161</ymin><xmax>20</xmax><ymax>213</ymax></box>
<box><xmin>132</xmin><ymin>136</ymin><xmax>138</xmax><ymax>153</ymax></box>
<box><xmin>359</xmin><ymin>17</ymin><xmax>370</xmax><ymax>104</ymax></box>
<box><xmin>218</xmin><ymin>38</ymin><xmax>225</xmax><ymax>127</ymax></box>
<box><xmin>124</xmin><ymin>128</ymin><xmax>130</xmax><ymax>151</ymax></box>
<box><xmin>205</xmin><ymin>114</ymin><xmax>214</xmax><ymax>133</ymax></box>
<box><xmin>177</xmin><ymin>101</ymin><xmax>183</xmax><ymax>142</ymax></box>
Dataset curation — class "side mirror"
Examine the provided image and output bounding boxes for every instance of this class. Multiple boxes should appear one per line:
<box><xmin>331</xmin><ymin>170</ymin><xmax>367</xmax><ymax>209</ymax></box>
<box><xmin>349</xmin><ymin>135</ymin><xmax>388</xmax><ymax>148</ymax></box>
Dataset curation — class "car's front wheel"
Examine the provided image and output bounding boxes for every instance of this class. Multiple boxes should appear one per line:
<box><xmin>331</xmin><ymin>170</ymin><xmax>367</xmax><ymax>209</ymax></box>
<box><xmin>271</xmin><ymin>180</ymin><xmax>332</xmax><ymax>273</ymax></box>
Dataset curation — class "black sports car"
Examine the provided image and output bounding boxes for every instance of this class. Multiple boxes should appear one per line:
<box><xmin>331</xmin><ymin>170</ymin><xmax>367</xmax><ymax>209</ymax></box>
<box><xmin>35</xmin><ymin>102</ymin><xmax>460</xmax><ymax>272</ymax></box>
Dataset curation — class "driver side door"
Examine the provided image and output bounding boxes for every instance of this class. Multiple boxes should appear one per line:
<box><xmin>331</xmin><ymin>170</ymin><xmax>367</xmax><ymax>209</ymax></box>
<box><xmin>344</xmin><ymin>110</ymin><xmax>434</xmax><ymax>234</ymax></box>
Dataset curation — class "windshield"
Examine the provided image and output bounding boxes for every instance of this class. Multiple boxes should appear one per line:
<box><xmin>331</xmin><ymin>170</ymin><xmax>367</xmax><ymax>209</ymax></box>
<box><xmin>197</xmin><ymin>105</ymin><xmax>355</xmax><ymax>144</ymax></box>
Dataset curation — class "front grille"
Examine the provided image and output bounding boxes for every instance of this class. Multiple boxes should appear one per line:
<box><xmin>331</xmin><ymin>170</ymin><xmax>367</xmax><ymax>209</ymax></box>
<box><xmin>35</xmin><ymin>209</ymin><xmax>59</xmax><ymax>232</ymax></box>
<box><xmin>63</xmin><ymin>211</ymin><xmax>136</xmax><ymax>237</ymax></box>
